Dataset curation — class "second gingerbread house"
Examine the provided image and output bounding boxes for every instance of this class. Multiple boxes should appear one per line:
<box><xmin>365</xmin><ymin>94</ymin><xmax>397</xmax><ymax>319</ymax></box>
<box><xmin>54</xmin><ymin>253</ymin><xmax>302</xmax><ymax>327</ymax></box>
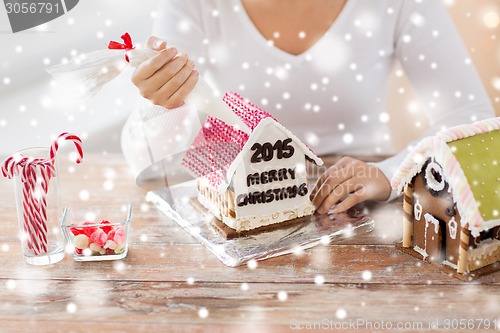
<box><xmin>392</xmin><ymin>117</ymin><xmax>500</xmax><ymax>278</ymax></box>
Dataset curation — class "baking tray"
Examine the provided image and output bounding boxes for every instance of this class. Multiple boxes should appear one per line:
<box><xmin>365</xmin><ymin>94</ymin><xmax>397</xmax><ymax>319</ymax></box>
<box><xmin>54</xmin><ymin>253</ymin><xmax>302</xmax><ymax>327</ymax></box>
<box><xmin>146</xmin><ymin>180</ymin><xmax>374</xmax><ymax>267</ymax></box>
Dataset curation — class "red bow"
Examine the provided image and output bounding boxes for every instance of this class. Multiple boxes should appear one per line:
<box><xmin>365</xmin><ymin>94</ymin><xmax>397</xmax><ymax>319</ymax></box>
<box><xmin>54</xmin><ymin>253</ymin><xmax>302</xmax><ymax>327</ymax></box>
<box><xmin>108</xmin><ymin>32</ymin><xmax>134</xmax><ymax>62</ymax></box>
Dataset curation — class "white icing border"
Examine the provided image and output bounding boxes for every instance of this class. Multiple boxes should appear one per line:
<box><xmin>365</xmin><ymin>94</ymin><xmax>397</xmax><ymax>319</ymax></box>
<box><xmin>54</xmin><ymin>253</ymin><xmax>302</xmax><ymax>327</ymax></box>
<box><xmin>442</xmin><ymin>260</ymin><xmax>458</xmax><ymax>270</ymax></box>
<box><xmin>413</xmin><ymin>245</ymin><xmax>429</xmax><ymax>259</ymax></box>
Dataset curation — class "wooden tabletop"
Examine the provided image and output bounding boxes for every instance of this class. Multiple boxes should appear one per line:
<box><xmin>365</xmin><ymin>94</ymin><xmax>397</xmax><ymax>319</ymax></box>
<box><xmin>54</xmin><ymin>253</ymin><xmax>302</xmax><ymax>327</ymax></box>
<box><xmin>1</xmin><ymin>153</ymin><xmax>499</xmax><ymax>333</ymax></box>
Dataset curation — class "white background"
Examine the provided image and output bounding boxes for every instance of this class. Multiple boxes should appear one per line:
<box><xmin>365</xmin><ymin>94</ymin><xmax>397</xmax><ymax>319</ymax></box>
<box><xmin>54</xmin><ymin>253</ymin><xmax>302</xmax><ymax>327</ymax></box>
<box><xmin>0</xmin><ymin>0</ymin><xmax>161</xmax><ymax>155</ymax></box>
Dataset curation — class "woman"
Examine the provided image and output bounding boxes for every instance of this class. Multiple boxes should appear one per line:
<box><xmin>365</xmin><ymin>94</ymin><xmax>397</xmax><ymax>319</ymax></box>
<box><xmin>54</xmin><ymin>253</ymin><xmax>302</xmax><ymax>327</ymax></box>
<box><xmin>122</xmin><ymin>0</ymin><xmax>494</xmax><ymax>213</ymax></box>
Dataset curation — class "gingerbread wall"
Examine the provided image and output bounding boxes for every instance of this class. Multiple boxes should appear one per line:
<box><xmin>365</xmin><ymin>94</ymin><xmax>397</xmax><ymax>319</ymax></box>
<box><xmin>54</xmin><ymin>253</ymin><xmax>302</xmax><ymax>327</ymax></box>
<box><xmin>412</xmin><ymin>171</ymin><xmax>461</xmax><ymax>265</ymax></box>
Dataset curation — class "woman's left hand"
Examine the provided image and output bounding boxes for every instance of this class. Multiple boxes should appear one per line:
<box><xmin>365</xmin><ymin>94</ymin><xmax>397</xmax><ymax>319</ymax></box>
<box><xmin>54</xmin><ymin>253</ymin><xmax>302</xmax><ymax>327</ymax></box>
<box><xmin>310</xmin><ymin>157</ymin><xmax>392</xmax><ymax>214</ymax></box>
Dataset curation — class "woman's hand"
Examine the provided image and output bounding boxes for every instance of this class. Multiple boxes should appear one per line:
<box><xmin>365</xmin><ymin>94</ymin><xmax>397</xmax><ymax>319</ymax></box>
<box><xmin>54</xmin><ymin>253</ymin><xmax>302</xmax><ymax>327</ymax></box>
<box><xmin>131</xmin><ymin>36</ymin><xmax>199</xmax><ymax>109</ymax></box>
<box><xmin>310</xmin><ymin>157</ymin><xmax>391</xmax><ymax>214</ymax></box>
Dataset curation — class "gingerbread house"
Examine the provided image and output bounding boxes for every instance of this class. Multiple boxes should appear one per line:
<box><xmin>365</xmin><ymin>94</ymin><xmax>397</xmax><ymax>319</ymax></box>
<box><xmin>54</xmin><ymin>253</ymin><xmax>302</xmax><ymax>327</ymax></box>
<box><xmin>392</xmin><ymin>117</ymin><xmax>500</xmax><ymax>278</ymax></box>
<box><xmin>182</xmin><ymin>92</ymin><xmax>323</xmax><ymax>236</ymax></box>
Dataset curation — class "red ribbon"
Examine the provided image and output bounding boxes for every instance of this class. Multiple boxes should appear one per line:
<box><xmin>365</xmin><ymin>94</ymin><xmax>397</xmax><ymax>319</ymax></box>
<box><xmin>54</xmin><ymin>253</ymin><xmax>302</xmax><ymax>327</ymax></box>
<box><xmin>108</xmin><ymin>32</ymin><xmax>134</xmax><ymax>62</ymax></box>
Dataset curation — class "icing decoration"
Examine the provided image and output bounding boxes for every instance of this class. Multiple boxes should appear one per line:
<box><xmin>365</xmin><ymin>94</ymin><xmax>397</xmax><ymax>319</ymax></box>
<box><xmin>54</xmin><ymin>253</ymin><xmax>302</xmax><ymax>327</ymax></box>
<box><xmin>442</xmin><ymin>260</ymin><xmax>458</xmax><ymax>270</ymax></box>
<box><xmin>236</xmin><ymin>183</ymin><xmax>308</xmax><ymax>207</ymax></box>
<box><xmin>391</xmin><ymin>117</ymin><xmax>500</xmax><ymax>237</ymax></box>
<box><xmin>182</xmin><ymin>92</ymin><xmax>323</xmax><ymax>192</ymax></box>
<box><xmin>414</xmin><ymin>199</ymin><xmax>422</xmax><ymax>221</ymax></box>
<box><xmin>413</xmin><ymin>245</ymin><xmax>429</xmax><ymax>259</ymax></box>
<box><xmin>424</xmin><ymin>213</ymin><xmax>440</xmax><ymax>234</ymax></box>
<box><xmin>246</xmin><ymin>168</ymin><xmax>296</xmax><ymax>187</ymax></box>
<box><xmin>250</xmin><ymin>139</ymin><xmax>295</xmax><ymax>163</ymax></box>
<box><xmin>448</xmin><ymin>217</ymin><xmax>457</xmax><ymax>239</ymax></box>
<box><xmin>424</xmin><ymin>160</ymin><xmax>445</xmax><ymax>192</ymax></box>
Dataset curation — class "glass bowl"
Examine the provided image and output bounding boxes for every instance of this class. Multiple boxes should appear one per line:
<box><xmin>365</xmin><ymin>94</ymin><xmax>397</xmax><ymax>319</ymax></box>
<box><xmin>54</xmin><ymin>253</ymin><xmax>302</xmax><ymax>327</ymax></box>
<box><xmin>61</xmin><ymin>204</ymin><xmax>132</xmax><ymax>261</ymax></box>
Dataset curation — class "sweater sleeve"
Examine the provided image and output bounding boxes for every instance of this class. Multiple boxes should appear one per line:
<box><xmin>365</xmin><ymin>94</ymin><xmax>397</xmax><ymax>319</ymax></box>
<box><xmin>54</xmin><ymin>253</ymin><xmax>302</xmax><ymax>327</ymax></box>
<box><xmin>372</xmin><ymin>0</ymin><xmax>495</xmax><ymax>200</ymax></box>
<box><xmin>121</xmin><ymin>0</ymin><xmax>209</xmax><ymax>188</ymax></box>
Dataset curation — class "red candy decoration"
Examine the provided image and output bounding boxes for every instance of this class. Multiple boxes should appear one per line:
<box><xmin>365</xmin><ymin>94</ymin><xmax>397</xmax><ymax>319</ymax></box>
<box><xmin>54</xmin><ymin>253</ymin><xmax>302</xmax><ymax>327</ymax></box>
<box><xmin>70</xmin><ymin>227</ymin><xmax>85</xmax><ymax>236</ymax></box>
<box><xmin>100</xmin><ymin>220</ymin><xmax>113</xmax><ymax>234</ymax></box>
<box><xmin>82</xmin><ymin>221</ymin><xmax>97</xmax><ymax>237</ymax></box>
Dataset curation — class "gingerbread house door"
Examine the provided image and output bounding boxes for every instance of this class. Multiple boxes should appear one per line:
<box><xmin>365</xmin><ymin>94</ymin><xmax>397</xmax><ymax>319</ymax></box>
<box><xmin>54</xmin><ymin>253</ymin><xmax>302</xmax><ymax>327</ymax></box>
<box><xmin>423</xmin><ymin>213</ymin><xmax>444</xmax><ymax>262</ymax></box>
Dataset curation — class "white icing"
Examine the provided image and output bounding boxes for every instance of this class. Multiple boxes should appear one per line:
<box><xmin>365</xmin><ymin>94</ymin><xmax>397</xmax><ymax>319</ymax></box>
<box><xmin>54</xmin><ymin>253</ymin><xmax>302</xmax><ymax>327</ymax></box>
<box><xmin>468</xmin><ymin>238</ymin><xmax>500</xmax><ymax>261</ymax></box>
<box><xmin>414</xmin><ymin>199</ymin><xmax>422</xmax><ymax>221</ymax></box>
<box><xmin>423</xmin><ymin>213</ymin><xmax>440</xmax><ymax>257</ymax></box>
<box><xmin>217</xmin><ymin>118</ymin><xmax>323</xmax><ymax>193</ymax></box>
<box><xmin>413</xmin><ymin>245</ymin><xmax>429</xmax><ymax>259</ymax></box>
<box><xmin>442</xmin><ymin>260</ymin><xmax>458</xmax><ymax>270</ymax></box>
<box><xmin>448</xmin><ymin>217</ymin><xmax>457</xmax><ymax>239</ymax></box>
<box><xmin>424</xmin><ymin>213</ymin><xmax>440</xmax><ymax>234</ymax></box>
<box><xmin>425</xmin><ymin>160</ymin><xmax>445</xmax><ymax>192</ymax></box>
<box><xmin>232</xmin><ymin>120</ymin><xmax>315</xmax><ymax>224</ymax></box>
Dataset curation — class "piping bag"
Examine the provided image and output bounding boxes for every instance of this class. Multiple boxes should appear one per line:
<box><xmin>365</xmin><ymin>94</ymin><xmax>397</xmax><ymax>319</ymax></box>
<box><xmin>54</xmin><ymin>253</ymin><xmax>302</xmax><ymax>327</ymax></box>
<box><xmin>46</xmin><ymin>32</ymin><xmax>251</xmax><ymax>134</ymax></box>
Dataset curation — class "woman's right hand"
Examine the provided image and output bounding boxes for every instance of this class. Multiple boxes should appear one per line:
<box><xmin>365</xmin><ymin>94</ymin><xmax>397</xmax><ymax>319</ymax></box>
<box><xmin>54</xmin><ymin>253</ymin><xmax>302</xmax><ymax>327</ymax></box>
<box><xmin>131</xmin><ymin>36</ymin><xmax>199</xmax><ymax>110</ymax></box>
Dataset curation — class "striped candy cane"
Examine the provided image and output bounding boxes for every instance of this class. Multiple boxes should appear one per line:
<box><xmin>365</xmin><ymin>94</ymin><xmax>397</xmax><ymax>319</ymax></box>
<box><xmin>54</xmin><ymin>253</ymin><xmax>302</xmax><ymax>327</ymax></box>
<box><xmin>2</xmin><ymin>133</ymin><xmax>83</xmax><ymax>256</ymax></box>
<box><xmin>50</xmin><ymin>132</ymin><xmax>84</xmax><ymax>163</ymax></box>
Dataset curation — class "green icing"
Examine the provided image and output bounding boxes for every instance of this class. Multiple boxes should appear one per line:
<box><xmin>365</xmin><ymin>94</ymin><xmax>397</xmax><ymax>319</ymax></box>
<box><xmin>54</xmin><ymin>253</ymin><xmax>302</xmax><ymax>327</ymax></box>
<box><xmin>447</xmin><ymin>130</ymin><xmax>500</xmax><ymax>222</ymax></box>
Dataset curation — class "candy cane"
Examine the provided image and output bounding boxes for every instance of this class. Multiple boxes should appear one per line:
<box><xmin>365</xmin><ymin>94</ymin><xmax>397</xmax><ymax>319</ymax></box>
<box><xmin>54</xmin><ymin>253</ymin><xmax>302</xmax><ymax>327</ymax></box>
<box><xmin>23</xmin><ymin>160</ymin><xmax>48</xmax><ymax>254</ymax></box>
<box><xmin>50</xmin><ymin>132</ymin><xmax>84</xmax><ymax>163</ymax></box>
<box><xmin>22</xmin><ymin>169</ymin><xmax>44</xmax><ymax>254</ymax></box>
<box><xmin>2</xmin><ymin>133</ymin><xmax>84</xmax><ymax>256</ymax></box>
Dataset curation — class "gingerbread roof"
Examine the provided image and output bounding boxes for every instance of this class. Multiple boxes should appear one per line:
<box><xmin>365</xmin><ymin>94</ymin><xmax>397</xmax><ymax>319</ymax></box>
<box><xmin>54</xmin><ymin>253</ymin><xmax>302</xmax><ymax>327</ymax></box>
<box><xmin>391</xmin><ymin>117</ymin><xmax>500</xmax><ymax>237</ymax></box>
<box><xmin>182</xmin><ymin>92</ymin><xmax>323</xmax><ymax>192</ymax></box>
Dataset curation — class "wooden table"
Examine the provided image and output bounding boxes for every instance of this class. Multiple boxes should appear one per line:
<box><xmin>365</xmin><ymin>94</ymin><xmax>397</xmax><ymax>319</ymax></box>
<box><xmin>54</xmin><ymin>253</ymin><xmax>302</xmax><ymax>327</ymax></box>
<box><xmin>1</xmin><ymin>153</ymin><xmax>499</xmax><ymax>332</ymax></box>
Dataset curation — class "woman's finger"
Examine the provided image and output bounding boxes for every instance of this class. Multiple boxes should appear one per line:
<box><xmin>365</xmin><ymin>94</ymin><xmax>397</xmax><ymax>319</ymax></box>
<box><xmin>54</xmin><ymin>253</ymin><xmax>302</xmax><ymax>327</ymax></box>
<box><xmin>157</xmin><ymin>59</ymin><xmax>195</xmax><ymax>101</ymax></box>
<box><xmin>331</xmin><ymin>188</ymin><xmax>367</xmax><ymax>213</ymax></box>
<box><xmin>310</xmin><ymin>157</ymin><xmax>354</xmax><ymax>199</ymax></box>
<box><xmin>165</xmin><ymin>70</ymin><xmax>200</xmax><ymax>109</ymax></box>
<box><xmin>312</xmin><ymin>164</ymin><xmax>354</xmax><ymax>208</ymax></box>
<box><xmin>133</xmin><ymin>48</ymin><xmax>178</xmax><ymax>82</ymax></box>
<box><xmin>317</xmin><ymin>178</ymin><xmax>361</xmax><ymax>214</ymax></box>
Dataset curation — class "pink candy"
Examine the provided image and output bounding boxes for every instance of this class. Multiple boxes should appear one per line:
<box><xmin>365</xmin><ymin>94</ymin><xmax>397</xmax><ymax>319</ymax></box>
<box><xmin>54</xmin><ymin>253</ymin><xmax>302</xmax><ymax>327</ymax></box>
<box><xmin>108</xmin><ymin>227</ymin><xmax>125</xmax><ymax>246</ymax></box>
<box><xmin>90</xmin><ymin>229</ymin><xmax>107</xmax><ymax>247</ymax></box>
